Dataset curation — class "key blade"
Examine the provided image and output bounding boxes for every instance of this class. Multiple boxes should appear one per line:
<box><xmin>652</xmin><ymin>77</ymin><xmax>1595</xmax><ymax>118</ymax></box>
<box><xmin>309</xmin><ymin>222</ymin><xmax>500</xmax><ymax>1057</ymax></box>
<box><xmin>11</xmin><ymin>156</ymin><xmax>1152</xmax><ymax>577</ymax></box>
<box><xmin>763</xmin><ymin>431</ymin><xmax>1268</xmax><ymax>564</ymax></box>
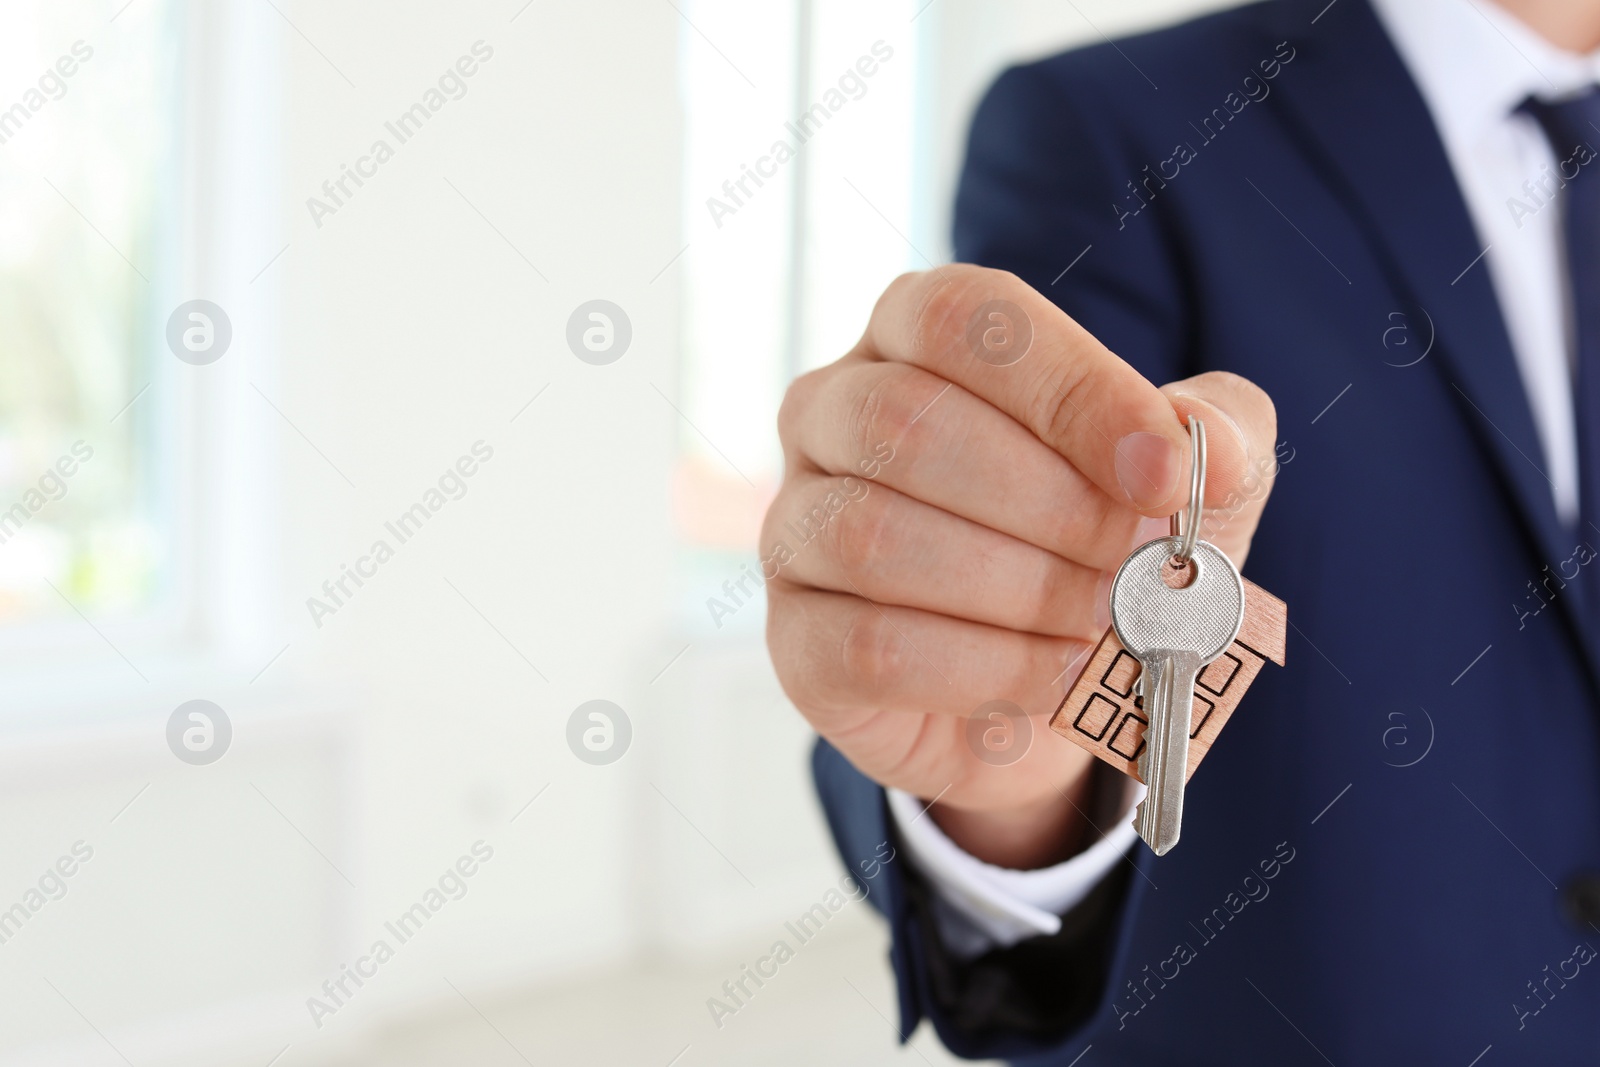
<box><xmin>1113</xmin><ymin>537</ymin><xmax>1248</xmax><ymax>857</ymax></box>
<box><xmin>1134</xmin><ymin>650</ymin><xmax>1198</xmax><ymax>855</ymax></box>
<box><xmin>1111</xmin><ymin>538</ymin><xmax>1245</xmax><ymax>856</ymax></box>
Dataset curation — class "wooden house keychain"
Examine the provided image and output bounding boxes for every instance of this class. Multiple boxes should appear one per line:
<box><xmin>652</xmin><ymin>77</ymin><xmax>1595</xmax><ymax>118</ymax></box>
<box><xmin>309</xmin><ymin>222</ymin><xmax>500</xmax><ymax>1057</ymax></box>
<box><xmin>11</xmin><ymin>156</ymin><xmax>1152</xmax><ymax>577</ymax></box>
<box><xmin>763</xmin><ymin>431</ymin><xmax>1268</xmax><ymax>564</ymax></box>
<box><xmin>1048</xmin><ymin>416</ymin><xmax>1287</xmax><ymax>854</ymax></box>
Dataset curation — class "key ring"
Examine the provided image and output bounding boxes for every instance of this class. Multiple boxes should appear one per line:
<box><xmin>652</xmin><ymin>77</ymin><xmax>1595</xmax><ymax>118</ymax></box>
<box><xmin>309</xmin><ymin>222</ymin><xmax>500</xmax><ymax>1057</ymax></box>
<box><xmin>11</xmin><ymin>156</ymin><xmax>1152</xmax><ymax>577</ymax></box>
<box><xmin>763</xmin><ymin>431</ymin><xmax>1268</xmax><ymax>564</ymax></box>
<box><xmin>1169</xmin><ymin>415</ymin><xmax>1205</xmax><ymax>564</ymax></box>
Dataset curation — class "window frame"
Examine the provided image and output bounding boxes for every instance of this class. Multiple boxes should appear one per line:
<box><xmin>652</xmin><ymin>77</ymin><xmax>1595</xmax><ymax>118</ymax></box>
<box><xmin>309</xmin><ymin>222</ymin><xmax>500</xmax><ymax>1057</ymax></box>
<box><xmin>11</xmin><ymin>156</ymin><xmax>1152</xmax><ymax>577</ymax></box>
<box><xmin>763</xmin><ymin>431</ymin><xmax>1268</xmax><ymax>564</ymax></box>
<box><xmin>0</xmin><ymin>0</ymin><xmax>285</xmax><ymax>715</ymax></box>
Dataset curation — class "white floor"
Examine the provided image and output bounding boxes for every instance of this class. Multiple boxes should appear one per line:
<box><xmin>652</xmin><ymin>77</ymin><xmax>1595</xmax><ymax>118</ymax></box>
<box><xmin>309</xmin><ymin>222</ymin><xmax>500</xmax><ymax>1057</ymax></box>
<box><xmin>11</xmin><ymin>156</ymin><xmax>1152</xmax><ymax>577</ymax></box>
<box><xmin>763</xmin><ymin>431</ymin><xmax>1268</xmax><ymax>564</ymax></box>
<box><xmin>320</xmin><ymin>909</ymin><xmax>996</xmax><ymax>1066</ymax></box>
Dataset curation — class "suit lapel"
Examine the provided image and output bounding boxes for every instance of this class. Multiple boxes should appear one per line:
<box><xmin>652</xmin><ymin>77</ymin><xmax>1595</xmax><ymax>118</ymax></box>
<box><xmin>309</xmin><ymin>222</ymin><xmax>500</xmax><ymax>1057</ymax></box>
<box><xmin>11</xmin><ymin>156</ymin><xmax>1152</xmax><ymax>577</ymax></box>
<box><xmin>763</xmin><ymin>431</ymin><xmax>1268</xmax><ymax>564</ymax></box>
<box><xmin>1262</xmin><ymin>0</ymin><xmax>1599</xmax><ymax>665</ymax></box>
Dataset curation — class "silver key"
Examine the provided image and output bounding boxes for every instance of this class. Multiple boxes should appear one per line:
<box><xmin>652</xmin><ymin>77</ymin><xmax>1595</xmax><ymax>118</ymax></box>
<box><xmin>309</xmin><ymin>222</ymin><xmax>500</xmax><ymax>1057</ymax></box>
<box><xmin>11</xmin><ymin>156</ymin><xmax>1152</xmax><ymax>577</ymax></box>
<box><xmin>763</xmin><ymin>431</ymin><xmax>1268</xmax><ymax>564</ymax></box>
<box><xmin>1109</xmin><ymin>535</ymin><xmax>1244</xmax><ymax>855</ymax></box>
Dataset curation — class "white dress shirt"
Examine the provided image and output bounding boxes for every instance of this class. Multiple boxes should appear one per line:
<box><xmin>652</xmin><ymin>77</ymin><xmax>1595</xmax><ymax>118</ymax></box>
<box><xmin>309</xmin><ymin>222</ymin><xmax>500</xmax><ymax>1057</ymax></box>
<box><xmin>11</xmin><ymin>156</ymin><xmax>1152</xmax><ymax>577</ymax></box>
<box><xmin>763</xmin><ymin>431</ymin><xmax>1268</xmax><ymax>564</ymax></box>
<box><xmin>893</xmin><ymin>0</ymin><xmax>1588</xmax><ymax>956</ymax></box>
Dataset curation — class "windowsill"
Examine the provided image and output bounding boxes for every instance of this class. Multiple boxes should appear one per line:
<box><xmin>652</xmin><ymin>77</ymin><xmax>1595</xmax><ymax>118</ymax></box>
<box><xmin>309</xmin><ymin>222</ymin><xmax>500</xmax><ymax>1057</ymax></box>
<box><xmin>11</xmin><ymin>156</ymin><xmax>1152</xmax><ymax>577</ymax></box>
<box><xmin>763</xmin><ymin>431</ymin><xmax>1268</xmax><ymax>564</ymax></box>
<box><xmin>0</xmin><ymin>645</ymin><xmax>348</xmax><ymax>744</ymax></box>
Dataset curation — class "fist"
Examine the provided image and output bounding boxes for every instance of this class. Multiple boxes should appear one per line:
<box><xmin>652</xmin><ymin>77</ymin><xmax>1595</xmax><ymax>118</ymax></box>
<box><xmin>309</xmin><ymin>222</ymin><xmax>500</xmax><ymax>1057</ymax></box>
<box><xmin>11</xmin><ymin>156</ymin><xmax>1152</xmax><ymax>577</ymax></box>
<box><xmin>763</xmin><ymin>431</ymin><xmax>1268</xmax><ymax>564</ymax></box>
<box><xmin>763</xmin><ymin>266</ymin><xmax>1277</xmax><ymax>867</ymax></box>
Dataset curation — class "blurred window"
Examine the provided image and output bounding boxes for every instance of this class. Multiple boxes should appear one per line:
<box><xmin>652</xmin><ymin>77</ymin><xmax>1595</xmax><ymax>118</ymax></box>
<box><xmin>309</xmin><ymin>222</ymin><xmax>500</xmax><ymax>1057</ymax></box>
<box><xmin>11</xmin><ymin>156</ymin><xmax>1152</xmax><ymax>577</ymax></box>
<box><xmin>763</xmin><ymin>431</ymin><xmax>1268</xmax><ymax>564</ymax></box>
<box><xmin>0</xmin><ymin>0</ymin><xmax>178</xmax><ymax>626</ymax></box>
<box><xmin>676</xmin><ymin>0</ymin><xmax>920</xmax><ymax>554</ymax></box>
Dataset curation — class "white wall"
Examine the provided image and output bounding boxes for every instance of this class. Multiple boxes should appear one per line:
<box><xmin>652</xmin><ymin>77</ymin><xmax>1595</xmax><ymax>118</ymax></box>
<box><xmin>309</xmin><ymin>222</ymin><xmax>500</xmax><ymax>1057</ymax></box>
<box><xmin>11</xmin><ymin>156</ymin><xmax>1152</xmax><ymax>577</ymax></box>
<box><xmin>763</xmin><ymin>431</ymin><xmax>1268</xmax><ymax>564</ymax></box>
<box><xmin>273</xmin><ymin>0</ymin><xmax>686</xmax><ymax>1010</ymax></box>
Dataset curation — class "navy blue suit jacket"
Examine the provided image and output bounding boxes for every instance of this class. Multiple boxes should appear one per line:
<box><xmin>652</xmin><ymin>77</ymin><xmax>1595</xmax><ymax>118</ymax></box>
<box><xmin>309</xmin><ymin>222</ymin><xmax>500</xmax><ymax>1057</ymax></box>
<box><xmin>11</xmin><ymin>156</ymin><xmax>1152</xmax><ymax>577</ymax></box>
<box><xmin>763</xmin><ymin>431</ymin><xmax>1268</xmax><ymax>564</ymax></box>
<box><xmin>811</xmin><ymin>0</ymin><xmax>1600</xmax><ymax>1062</ymax></box>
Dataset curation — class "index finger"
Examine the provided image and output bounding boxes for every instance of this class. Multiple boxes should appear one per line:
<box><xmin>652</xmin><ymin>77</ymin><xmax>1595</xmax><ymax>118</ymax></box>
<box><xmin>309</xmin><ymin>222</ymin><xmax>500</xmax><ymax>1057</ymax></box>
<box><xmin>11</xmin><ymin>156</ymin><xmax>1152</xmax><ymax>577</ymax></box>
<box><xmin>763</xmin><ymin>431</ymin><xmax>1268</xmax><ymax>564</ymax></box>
<box><xmin>861</xmin><ymin>265</ymin><xmax>1189</xmax><ymax>513</ymax></box>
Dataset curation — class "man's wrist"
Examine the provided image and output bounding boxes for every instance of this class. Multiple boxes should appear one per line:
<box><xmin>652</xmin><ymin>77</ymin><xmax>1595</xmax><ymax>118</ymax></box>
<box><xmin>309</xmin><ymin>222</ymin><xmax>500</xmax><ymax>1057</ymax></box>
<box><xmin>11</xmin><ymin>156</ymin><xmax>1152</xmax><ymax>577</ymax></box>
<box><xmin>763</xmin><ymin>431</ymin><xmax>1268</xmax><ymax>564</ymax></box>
<box><xmin>886</xmin><ymin>769</ymin><xmax>1143</xmax><ymax>958</ymax></box>
<box><xmin>928</xmin><ymin>761</ymin><xmax>1097</xmax><ymax>870</ymax></box>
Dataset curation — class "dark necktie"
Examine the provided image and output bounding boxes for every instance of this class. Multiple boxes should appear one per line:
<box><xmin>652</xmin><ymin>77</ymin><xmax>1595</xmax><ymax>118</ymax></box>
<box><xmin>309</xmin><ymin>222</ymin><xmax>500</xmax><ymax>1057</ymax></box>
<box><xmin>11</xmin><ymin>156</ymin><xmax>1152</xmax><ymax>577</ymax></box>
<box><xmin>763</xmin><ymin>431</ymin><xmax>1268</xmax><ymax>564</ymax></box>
<box><xmin>1522</xmin><ymin>91</ymin><xmax>1600</xmax><ymax>610</ymax></box>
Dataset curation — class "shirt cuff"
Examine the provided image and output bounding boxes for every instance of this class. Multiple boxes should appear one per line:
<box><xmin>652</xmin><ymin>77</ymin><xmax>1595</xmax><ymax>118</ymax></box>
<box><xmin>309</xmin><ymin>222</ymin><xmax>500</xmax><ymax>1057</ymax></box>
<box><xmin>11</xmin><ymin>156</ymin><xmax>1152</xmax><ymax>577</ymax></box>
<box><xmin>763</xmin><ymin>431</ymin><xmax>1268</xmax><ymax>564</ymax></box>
<box><xmin>886</xmin><ymin>772</ymin><xmax>1143</xmax><ymax>959</ymax></box>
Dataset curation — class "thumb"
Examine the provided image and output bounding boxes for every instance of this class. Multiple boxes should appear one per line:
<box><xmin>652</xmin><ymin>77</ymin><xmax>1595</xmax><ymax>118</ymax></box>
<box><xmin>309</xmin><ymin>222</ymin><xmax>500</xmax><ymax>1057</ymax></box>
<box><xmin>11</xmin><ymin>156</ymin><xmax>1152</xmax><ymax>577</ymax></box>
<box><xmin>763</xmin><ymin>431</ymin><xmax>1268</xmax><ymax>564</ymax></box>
<box><xmin>1158</xmin><ymin>371</ymin><xmax>1279</xmax><ymax>568</ymax></box>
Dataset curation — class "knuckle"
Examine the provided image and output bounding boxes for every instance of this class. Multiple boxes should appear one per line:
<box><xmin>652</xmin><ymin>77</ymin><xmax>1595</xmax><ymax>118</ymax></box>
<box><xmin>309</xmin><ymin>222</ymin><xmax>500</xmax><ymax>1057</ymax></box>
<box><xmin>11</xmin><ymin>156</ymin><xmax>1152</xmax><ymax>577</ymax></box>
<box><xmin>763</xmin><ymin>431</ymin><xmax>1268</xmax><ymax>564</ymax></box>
<box><xmin>1066</xmin><ymin>497</ymin><xmax>1139</xmax><ymax>571</ymax></box>
<box><xmin>880</xmin><ymin>270</ymin><xmax>927</xmax><ymax>305</ymax></box>
<box><xmin>767</xmin><ymin>590</ymin><xmax>833</xmax><ymax>717</ymax></box>
<box><xmin>764</xmin><ymin>585</ymin><xmax>804</xmax><ymax>681</ymax></box>
<box><xmin>1025</xmin><ymin>558</ymin><xmax>1077</xmax><ymax>634</ymax></box>
<box><xmin>836</xmin><ymin>604</ymin><xmax>913</xmax><ymax>701</ymax></box>
<box><xmin>848</xmin><ymin>368</ymin><xmax>918</xmax><ymax>461</ymax></box>
<box><xmin>909</xmin><ymin>265</ymin><xmax>1019</xmax><ymax>362</ymax></box>
<box><xmin>910</xmin><ymin>278</ymin><xmax>968</xmax><ymax>361</ymax></box>
<box><xmin>777</xmin><ymin>366</ymin><xmax>827</xmax><ymax>447</ymax></box>
<box><xmin>824</xmin><ymin>483</ymin><xmax>894</xmax><ymax>580</ymax></box>
<box><xmin>759</xmin><ymin>487</ymin><xmax>799</xmax><ymax>563</ymax></box>
<box><xmin>1037</xmin><ymin>358</ymin><xmax>1096</xmax><ymax>448</ymax></box>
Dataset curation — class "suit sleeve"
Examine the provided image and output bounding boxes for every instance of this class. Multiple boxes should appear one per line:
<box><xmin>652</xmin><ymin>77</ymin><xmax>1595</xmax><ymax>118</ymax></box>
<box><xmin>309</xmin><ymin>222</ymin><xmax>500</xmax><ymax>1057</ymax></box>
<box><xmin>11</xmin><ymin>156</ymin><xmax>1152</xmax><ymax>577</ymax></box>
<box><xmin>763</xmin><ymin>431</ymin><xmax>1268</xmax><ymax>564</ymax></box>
<box><xmin>811</xmin><ymin>59</ymin><xmax>1193</xmax><ymax>1059</ymax></box>
<box><xmin>813</xmin><ymin>738</ymin><xmax>1137</xmax><ymax>1061</ymax></box>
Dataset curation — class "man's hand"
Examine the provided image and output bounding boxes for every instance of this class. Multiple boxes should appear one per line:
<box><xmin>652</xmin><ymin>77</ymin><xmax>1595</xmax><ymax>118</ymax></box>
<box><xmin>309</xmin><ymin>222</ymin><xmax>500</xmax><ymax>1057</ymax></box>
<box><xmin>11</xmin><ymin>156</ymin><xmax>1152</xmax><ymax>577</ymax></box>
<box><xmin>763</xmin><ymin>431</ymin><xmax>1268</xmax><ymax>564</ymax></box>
<box><xmin>764</xmin><ymin>266</ymin><xmax>1277</xmax><ymax>869</ymax></box>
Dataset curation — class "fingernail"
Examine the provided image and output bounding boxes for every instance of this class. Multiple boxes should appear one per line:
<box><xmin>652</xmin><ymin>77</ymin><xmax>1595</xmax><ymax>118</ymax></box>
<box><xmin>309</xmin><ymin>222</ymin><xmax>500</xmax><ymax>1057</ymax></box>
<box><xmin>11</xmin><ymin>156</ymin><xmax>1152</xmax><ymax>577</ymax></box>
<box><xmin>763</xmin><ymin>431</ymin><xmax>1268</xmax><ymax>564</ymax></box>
<box><xmin>1172</xmin><ymin>391</ymin><xmax>1250</xmax><ymax>467</ymax></box>
<box><xmin>1115</xmin><ymin>432</ymin><xmax>1179</xmax><ymax>508</ymax></box>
